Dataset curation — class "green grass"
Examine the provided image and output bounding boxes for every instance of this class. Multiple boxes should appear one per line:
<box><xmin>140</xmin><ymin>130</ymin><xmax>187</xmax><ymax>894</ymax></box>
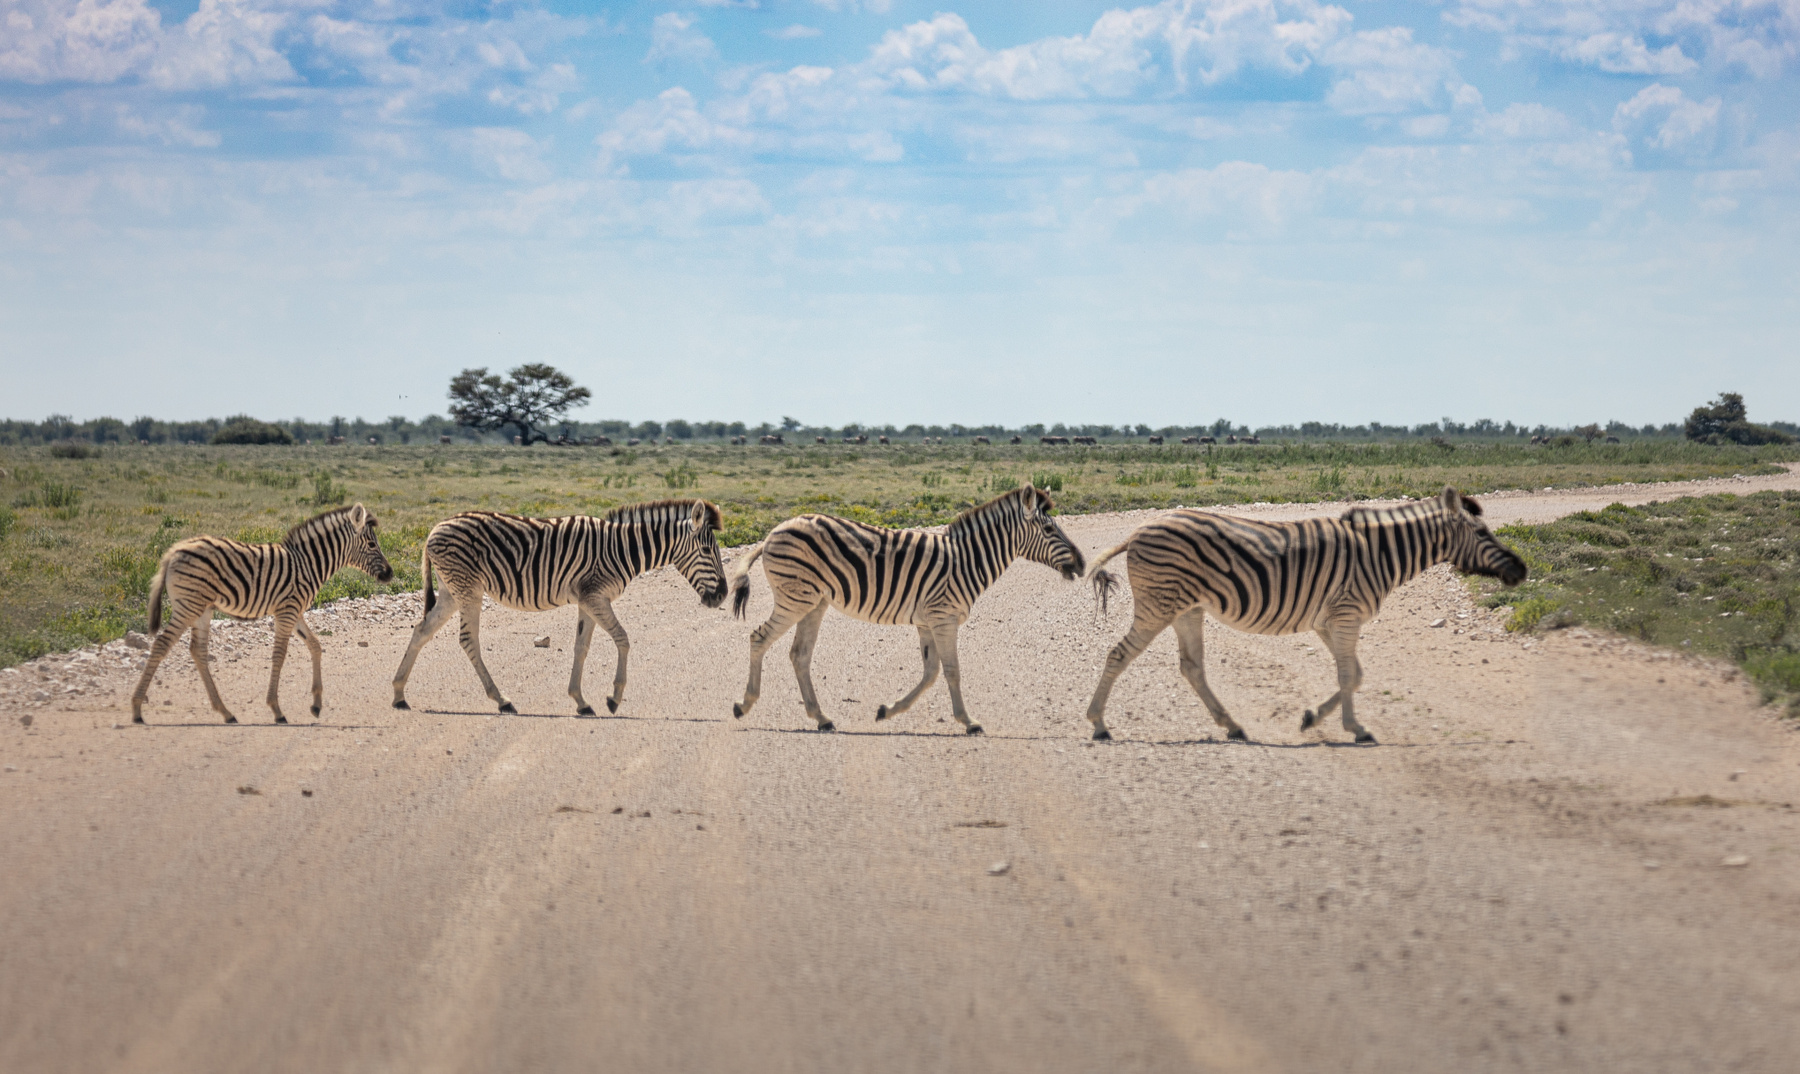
<box><xmin>1</xmin><ymin>439</ymin><xmax>1794</xmax><ymax>669</ymax></box>
<box><xmin>1474</xmin><ymin>491</ymin><xmax>1800</xmax><ymax>713</ymax></box>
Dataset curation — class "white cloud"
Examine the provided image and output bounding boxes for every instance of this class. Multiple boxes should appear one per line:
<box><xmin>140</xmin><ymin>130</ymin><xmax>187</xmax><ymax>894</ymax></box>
<box><xmin>0</xmin><ymin>0</ymin><xmax>161</xmax><ymax>83</ymax></box>
<box><xmin>769</xmin><ymin>24</ymin><xmax>822</xmax><ymax>40</ymax></box>
<box><xmin>1446</xmin><ymin>0</ymin><xmax>1798</xmax><ymax>78</ymax></box>
<box><xmin>147</xmin><ymin>0</ymin><xmax>295</xmax><ymax>90</ymax></box>
<box><xmin>1614</xmin><ymin>82</ymin><xmax>1721</xmax><ymax>153</ymax></box>
<box><xmin>1321</xmin><ymin>26</ymin><xmax>1475</xmax><ymax>114</ymax></box>
<box><xmin>646</xmin><ymin>12</ymin><xmax>718</xmax><ymax>65</ymax></box>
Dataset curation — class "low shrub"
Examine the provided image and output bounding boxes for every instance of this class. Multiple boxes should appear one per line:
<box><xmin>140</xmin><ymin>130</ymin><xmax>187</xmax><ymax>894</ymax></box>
<box><xmin>212</xmin><ymin>417</ymin><xmax>295</xmax><ymax>445</ymax></box>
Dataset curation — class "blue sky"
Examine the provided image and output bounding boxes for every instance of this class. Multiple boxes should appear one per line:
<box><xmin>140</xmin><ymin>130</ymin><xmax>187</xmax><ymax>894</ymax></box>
<box><xmin>2</xmin><ymin>0</ymin><xmax>1796</xmax><ymax>427</ymax></box>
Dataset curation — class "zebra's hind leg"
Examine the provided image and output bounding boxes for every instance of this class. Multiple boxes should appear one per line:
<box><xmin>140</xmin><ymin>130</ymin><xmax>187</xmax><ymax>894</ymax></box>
<box><xmin>189</xmin><ymin>618</ymin><xmax>237</xmax><ymax>724</ymax></box>
<box><xmin>734</xmin><ymin>600</ymin><xmax>808</xmax><ymax>720</ymax></box>
<box><xmin>929</xmin><ymin>623</ymin><xmax>981</xmax><ymax>735</ymax></box>
<box><xmin>1172</xmin><ymin>608</ymin><xmax>1246</xmax><ymax>741</ymax></box>
<box><xmin>876</xmin><ymin>627</ymin><xmax>939</xmax><ymax>722</ymax></box>
<box><xmin>788</xmin><ymin>603</ymin><xmax>834</xmax><ymax>731</ymax></box>
<box><xmin>1302</xmin><ymin>619</ymin><xmax>1372</xmax><ymax>743</ymax></box>
<box><xmin>1083</xmin><ymin>611</ymin><xmax>1173</xmax><ymax>741</ymax></box>
<box><xmin>455</xmin><ymin>601</ymin><xmax>515</xmax><ymax>714</ymax></box>
<box><xmin>391</xmin><ymin>589</ymin><xmax>459</xmax><ymax>709</ymax></box>
<box><xmin>131</xmin><ymin>608</ymin><xmax>202</xmax><ymax>723</ymax></box>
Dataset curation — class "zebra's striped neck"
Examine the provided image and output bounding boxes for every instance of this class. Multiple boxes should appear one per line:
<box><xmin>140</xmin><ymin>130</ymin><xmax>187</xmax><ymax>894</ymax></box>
<box><xmin>1343</xmin><ymin>502</ymin><xmax>1455</xmax><ymax>592</ymax></box>
<box><xmin>282</xmin><ymin>509</ymin><xmax>360</xmax><ymax>590</ymax></box>
<box><xmin>944</xmin><ymin>494</ymin><xmax>1027</xmax><ymax>594</ymax></box>
<box><xmin>600</xmin><ymin>501</ymin><xmax>703</xmax><ymax>574</ymax></box>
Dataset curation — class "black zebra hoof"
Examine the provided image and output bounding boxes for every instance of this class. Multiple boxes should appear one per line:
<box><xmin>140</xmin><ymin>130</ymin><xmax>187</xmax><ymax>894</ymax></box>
<box><xmin>132</xmin><ymin>714</ymin><xmax>145</xmax><ymax>724</ymax></box>
<box><xmin>605</xmin><ymin>698</ymin><xmax>619</xmax><ymax>714</ymax></box>
<box><xmin>310</xmin><ymin>704</ymin><xmax>321</xmax><ymax>717</ymax></box>
<box><xmin>224</xmin><ymin>715</ymin><xmax>238</xmax><ymax>724</ymax></box>
<box><xmin>1092</xmin><ymin>727</ymin><xmax>1112</xmax><ymax>742</ymax></box>
<box><xmin>577</xmin><ymin>705</ymin><xmax>596</xmax><ymax>717</ymax></box>
<box><xmin>498</xmin><ymin>702</ymin><xmax>517</xmax><ymax>715</ymax></box>
<box><xmin>1355</xmin><ymin>731</ymin><xmax>1378</xmax><ymax>745</ymax></box>
<box><xmin>1226</xmin><ymin>727</ymin><xmax>1247</xmax><ymax>741</ymax></box>
<box><xmin>875</xmin><ymin>705</ymin><xmax>889</xmax><ymax>721</ymax></box>
<box><xmin>732</xmin><ymin>703</ymin><xmax>745</xmax><ymax>719</ymax></box>
<box><xmin>393</xmin><ymin>699</ymin><xmax>410</xmax><ymax>710</ymax></box>
<box><xmin>1299</xmin><ymin>709</ymin><xmax>1318</xmax><ymax>731</ymax></box>
<box><xmin>818</xmin><ymin>721</ymin><xmax>836</xmax><ymax>732</ymax></box>
<box><xmin>275</xmin><ymin>715</ymin><xmax>289</xmax><ymax>724</ymax></box>
<box><xmin>965</xmin><ymin>724</ymin><xmax>984</xmax><ymax>736</ymax></box>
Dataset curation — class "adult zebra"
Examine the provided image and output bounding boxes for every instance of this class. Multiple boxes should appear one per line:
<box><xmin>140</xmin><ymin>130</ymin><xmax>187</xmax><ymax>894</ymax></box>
<box><xmin>130</xmin><ymin>504</ymin><xmax>394</xmax><ymax>724</ymax></box>
<box><xmin>1082</xmin><ymin>488</ymin><xmax>1525</xmax><ymax>743</ymax></box>
<box><xmin>391</xmin><ymin>500</ymin><xmax>728</xmax><ymax>715</ymax></box>
<box><xmin>728</xmin><ymin>485</ymin><xmax>1085</xmax><ymax>733</ymax></box>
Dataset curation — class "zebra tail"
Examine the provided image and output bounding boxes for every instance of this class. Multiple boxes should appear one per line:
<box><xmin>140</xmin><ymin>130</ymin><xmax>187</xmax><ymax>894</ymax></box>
<box><xmin>1086</xmin><ymin>541</ymin><xmax>1131</xmax><ymax>615</ymax></box>
<box><xmin>727</xmin><ymin>542</ymin><xmax>766</xmax><ymax>619</ymax></box>
<box><xmin>146</xmin><ymin>550</ymin><xmax>173</xmax><ymax>633</ymax></box>
<box><xmin>420</xmin><ymin>548</ymin><xmax>435</xmax><ymax>616</ymax></box>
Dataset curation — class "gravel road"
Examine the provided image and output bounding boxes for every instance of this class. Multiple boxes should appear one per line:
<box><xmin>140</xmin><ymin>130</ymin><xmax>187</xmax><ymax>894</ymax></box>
<box><xmin>3</xmin><ymin>468</ymin><xmax>1798</xmax><ymax>1073</ymax></box>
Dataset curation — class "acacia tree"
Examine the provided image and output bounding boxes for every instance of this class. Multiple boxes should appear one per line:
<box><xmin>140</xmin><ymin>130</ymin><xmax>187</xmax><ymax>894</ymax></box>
<box><xmin>448</xmin><ymin>364</ymin><xmax>592</xmax><ymax>445</ymax></box>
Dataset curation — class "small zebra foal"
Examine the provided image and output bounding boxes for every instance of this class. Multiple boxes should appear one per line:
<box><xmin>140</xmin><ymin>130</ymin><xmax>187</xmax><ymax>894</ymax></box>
<box><xmin>130</xmin><ymin>504</ymin><xmax>394</xmax><ymax>724</ymax></box>
<box><xmin>1082</xmin><ymin>488</ymin><xmax>1526</xmax><ymax>743</ymax></box>
<box><xmin>728</xmin><ymin>485</ymin><xmax>1085</xmax><ymax>733</ymax></box>
<box><xmin>391</xmin><ymin>500</ymin><xmax>729</xmax><ymax>715</ymax></box>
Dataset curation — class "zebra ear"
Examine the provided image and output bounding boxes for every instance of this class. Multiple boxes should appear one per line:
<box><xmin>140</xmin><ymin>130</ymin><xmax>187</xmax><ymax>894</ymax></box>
<box><xmin>689</xmin><ymin>500</ymin><xmax>709</xmax><ymax>531</ymax></box>
<box><xmin>350</xmin><ymin>503</ymin><xmax>369</xmax><ymax>528</ymax></box>
<box><xmin>1439</xmin><ymin>486</ymin><xmax>1462</xmax><ymax>513</ymax></box>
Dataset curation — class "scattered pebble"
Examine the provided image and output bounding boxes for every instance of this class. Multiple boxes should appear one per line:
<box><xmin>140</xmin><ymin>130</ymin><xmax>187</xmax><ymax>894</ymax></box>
<box><xmin>236</xmin><ymin>785</ymin><xmax>261</xmax><ymax>796</ymax></box>
<box><xmin>301</xmin><ymin>789</ymin><xmax>313</xmax><ymax>797</ymax></box>
<box><xmin>1721</xmin><ymin>855</ymin><xmax>1750</xmax><ymax>867</ymax></box>
<box><xmin>1428</xmin><ymin>618</ymin><xmax>1446</xmax><ymax>628</ymax></box>
<box><xmin>357</xmin><ymin>641</ymin><xmax>369</xmax><ymax>648</ymax></box>
<box><xmin>1643</xmin><ymin>861</ymin><xmax>1660</xmax><ymax>870</ymax></box>
<box><xmin>533</xmin><ymin>636</ymin><xmax>552</xmax><ymax>648</ymax></box>
<box><xmin>988</xmin><ymin>861</ymin><xmax>1011</xmax><ymax>876</ymax></box>
<box><xmin>19</xmin><ymin>714</ymin><xmax>31</xmax><ymax>727</ymax></box>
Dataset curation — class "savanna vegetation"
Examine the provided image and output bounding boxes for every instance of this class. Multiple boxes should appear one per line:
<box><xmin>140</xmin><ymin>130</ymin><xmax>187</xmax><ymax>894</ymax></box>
<box><xmin>1474</xmin><ymin>491</ymin><xmax>1800</xmax><ymax>713</ymax></box>
<box><xmin>3</xmin><ymin>437</ymin><xmax>1796</xmax><ymax>670</ymax></box>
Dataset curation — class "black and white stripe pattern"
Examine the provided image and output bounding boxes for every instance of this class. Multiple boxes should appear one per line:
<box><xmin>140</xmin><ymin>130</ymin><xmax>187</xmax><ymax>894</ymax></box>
<box><xmin>130</xmin><ymin>504</ymin><xmax>394</xmax><ymax>724</ymax></box>
<box><xmin>391</xmin><ymin>499</ymin><xmax>728</xmax><ymax>715</ymax></box>
<box><xmin>727</xmin><ymin>486</ymin><xmax>1085</xmax><ymax>733</ymax></box>
<box><xmin>1082</xmin><ymin>487</ymin><xmax>1526</xmax><ymax>743</ymax></box>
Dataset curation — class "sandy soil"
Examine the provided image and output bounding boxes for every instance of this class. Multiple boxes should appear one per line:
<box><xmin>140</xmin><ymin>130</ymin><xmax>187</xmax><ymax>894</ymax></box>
<box><xmin>3</xmin><ymin>468</ymin><xmax>1798</xmax><ymax>1073</ymax></box>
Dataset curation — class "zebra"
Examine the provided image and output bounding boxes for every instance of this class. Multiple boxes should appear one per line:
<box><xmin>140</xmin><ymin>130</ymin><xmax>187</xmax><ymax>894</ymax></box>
<box><xmin>1080</xmin><ymin>487</ymin><xmax>1526</xmax><ymax>744</ymax></box>
<box><xmin>129</xmin><ymin>504</ymin><xmax>394</xmax><ymax>724</ymax></box>
<box><xmin>727</xmin><ymin>486</ymin><xmax>1085</xmax><ymax>734</ymax></box>
<box><xmin>390</xmin><ymin>500</ymin><xmax>728</xmax><ymax>716</ymax></box>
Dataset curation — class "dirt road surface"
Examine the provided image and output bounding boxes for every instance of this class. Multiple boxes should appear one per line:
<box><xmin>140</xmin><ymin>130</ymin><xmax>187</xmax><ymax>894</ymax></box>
<box><xmin>5</xmin><ymin>469</ymin><xmax>1799</xmax><ymax>1072</ymax></box>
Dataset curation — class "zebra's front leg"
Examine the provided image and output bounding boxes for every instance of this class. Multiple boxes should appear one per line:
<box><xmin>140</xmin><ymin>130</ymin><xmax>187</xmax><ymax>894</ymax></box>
<box><xmin>1083</xmin><ymin>611</ymin><xmax>1173</xmax><ymax>741</ymax></box>
<box><xmin>189</xmin><ymin>618</ymin><xmax>237</xmax><ymax>724</ymax></box>
<box><xmin>876</xmin><ymin>626</ymin><xmax>939</xmax><ymax>722</ymax></box>
<box><xmin>586</xmin><ymin>596</ymin><xmax>630</xmax><ymax>715</ymax></box>
<box><xmin>1172</xmin><ymin>608</ymin><xmax>1246</xmax><ymax>741</ymax></box>
<box><xmin>1300</xmin><ymin>619</ymin><xmax>1372</xmax><ymax>743</ymax></box>
<box><xmin>929</xmin><ymin>623</ymin><xmax>981</xmax><ymax>735</ymax></box>
<box><xmin>264</xmin><ymin>612</ymin><xmax>302</xmax><ymax>724</ymax></box>
<box><xmin>734</xmin><ymin>602</ymin><xmax>807</xmax><ymax>719</ymax></box>
<box><xmin>297</xmin><ymin>619</ymin><xmax>325</xmax><ymax>717</ymax></box>
<box><xmin>391</xmin><ymin>590</ymin><xmax>459</xmax><ymax>709</ymax></box>
<box><xmin>130</xmin><ymin>611</ymin><xmax>198</xmax><ymax>723</ymax></box>
<box><xmin>788</xmin><ymin>603</ymin><xmax>834</xmax><ymax>731</ymax></box>
<box><xmin>455</xmin><ymin>602</ymin><xmax>515</xmax><ymax>714</ymax></box>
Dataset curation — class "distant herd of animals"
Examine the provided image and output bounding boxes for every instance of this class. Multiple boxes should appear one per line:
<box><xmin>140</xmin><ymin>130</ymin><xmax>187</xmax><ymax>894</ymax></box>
<box><xmin>478</xmin><ymin>433</ymin><xmax>1268</xmax><ymax>447</ymax></box>
<box><xmin>129</xmin><ymin>487</ymin><xmax>1527</xmax><ymax>744</ymax></box>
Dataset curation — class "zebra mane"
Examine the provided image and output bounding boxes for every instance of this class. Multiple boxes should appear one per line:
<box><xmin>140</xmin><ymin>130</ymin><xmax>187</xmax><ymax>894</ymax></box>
<box><xmin>603</xmin><ymin>498</ymin><xmax>722</xmax><ymax>531</ymax></box>
<box><xmin>945</xmin><ymin>486</ymin><xmax>1045</xmax><ymax>537</ymax></box>
<box><xmin>284</xmin><ymin>504</ymin><xmax>362</xmax><ymax>543</ymax></box>
<box><xmin>1340</xmin><ymin>491</ymin><xmax>1476</xmax><ymax>526</ymax></box>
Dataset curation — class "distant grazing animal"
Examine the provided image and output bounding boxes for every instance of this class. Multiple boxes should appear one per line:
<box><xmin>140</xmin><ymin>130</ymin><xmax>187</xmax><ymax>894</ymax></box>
<box><xmin>973</xmin><ymin>436</ymin><xmax>990</xmax><ymax>445</ymax></box>
<box><xmin>1041</xmin><ymin>436</ymin><xmax>1070</xmax><ymax>446</ymax></box>
<box><xmin>760</xmin><ymin>434</ymin><xmax>785</xmax><ymax>445</ymax></box>
<box><xmin>1199</xmin><ymin>436</ymin><xmax>1217</xmax><ymax>445</ymax></box>
<box><xmin>1010</xmin><ymin>436</ymin><xmax>1022</xmax><ymax>444</ymax></box>
<box><xmin>1604</xmin><ymin>435</ymin><xmax>1620</xmax><ymax>443</ymax></box>
<box><xmin>392</xmin><ymin>501</ymin><xmax>728</xmax><ymax>716</ymax></box>
<box><xmin>1244</xmin><ymin>435</ymin><xmax>1261</xmax><ymax>444</ymax></box>
<box><xmin>1180</xmin><ymin>436</ymin><xmax>1199</xmax><ymax>445</ymax></box>
<box><xmin>727</xmin><ymin>486</ymin><xmax>1085</xmax><ymax>734</ymax></box>
<box><xmin>1147</xmin><ymin>435</ymin><xmax>1164</xmax><ymax>445</ymax></box>
<box><xmin>130</xmin><ymin>505</ymin><xmax>394</xmax><ymax>724</ymax></box>
<box><xmin>878</xmin><ymin>435</ymin><xmax>890</xmax><ymax>445</ymax></box>
<box><xmin>817</xmin><ymin>436</ymin><xmax>828</xmax><ymax>444</ymax></box>
<box><xmin>1081</xmin><ymin>488</ymin><xmax>1525</xmax><ymax>744</ymax></box>
<box><xmin>1072</xmin><ymin>436</ymin><xmax>1098</xmax><ymax>446</ymax></box>
<box><xmin>439</xmin><ymin>435</ymin><xmax>453</xmax><ymax>444</ymax></box>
